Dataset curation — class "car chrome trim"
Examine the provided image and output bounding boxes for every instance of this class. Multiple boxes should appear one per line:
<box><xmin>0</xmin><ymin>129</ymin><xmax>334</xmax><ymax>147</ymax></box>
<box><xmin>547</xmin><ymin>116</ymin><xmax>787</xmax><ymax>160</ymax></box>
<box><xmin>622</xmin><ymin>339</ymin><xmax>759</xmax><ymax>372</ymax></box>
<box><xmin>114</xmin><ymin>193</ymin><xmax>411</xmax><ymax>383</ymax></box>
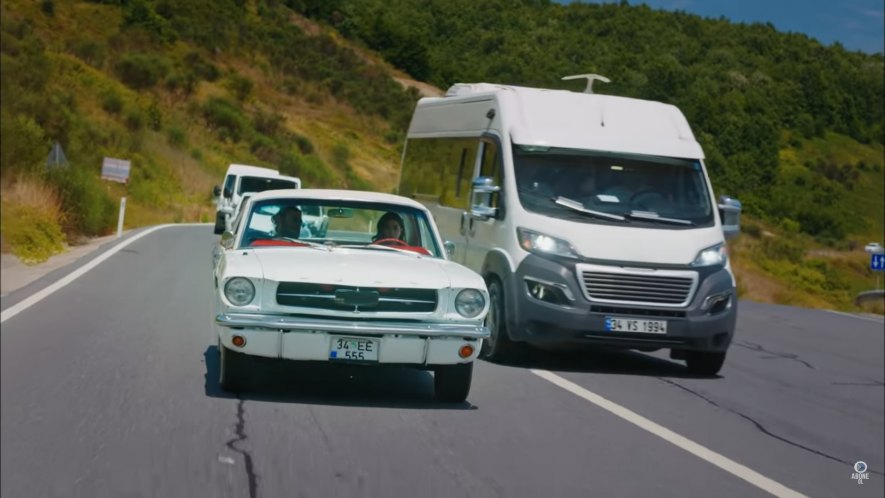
<box><xmin>216</xmin><ymin>313</ymin><xmax>489</xmax><ymax>339</ymax></box>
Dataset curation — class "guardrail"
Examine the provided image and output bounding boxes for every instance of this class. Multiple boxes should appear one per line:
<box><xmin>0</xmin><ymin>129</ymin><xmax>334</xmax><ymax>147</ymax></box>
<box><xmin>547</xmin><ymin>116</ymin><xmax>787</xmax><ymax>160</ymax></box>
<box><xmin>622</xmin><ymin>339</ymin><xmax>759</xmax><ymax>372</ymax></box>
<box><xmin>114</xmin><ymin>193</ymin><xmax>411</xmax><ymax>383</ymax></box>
<box><xmin>854</xmin><ymin>290</ymin><xmax>885</xmax><ymax>306</ymax></box>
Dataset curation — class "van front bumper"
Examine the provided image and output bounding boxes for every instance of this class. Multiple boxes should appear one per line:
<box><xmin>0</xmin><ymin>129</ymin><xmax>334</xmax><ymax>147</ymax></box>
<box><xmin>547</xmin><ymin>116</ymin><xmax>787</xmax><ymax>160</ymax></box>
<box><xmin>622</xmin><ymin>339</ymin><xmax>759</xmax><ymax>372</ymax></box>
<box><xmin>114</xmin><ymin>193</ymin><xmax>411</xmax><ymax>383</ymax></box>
<box><xmin>505</xmin><ymin>254</ymin><xmax>737</xmax><ymax>352</ymax></box>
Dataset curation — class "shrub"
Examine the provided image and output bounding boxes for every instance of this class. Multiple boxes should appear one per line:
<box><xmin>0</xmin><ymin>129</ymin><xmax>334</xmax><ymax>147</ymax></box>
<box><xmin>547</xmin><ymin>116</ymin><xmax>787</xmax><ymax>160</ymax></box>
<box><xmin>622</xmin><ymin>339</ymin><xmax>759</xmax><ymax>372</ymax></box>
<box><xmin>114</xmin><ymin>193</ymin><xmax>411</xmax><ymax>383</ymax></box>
<box><xmin>115</xmin><ymin>53</ymin><xmax>170</xmax><ymax>89</ymax></box>
<box><xmin>68</xmin><ymin>38</ymin><xmax>107</xmax><ymax>67</ymax></box>
<box><xmin>224</xmin><ymin>73</ymin><xmax>254</xmax><ymax>102</ymax></box>
<box><xmin>294</xmin><ymin>134</ymin><xmax>314</xmax><ymax>154</ymax></box>
<box><xmin>147</xmin><ymin>100</ymin><xmax>162</xmax><ymax>131</ymax></box>
<box><xmin>201</xmin><ymin>97</ymin><xmax>248</xmax><ymax>142</ymax></box>
<box><xmin>41</xmin><ymin>1</ymin><xmax>55</xmax><ymax>17</ymax></box>
<box><xmin>125</xmin><ymin>109</ymin><xmax>144</xmax><ymax>131</ymax></box>
<box><xmin>46</xmin><ymin>167</ymin><xmax>116</xmax><ymax>236</ymax></box>
<box><xmin>102</xmin><ymin>92</ymin><xmax>123</xmax><ymax>114</ymax></box>
<box><xmin>0</xmin><ymin>112</ymin><xmax>48</xmax><ymax>175</ymax></box>
<box><xmin>183</xmin><ymin>51</ymin><xmax>220</xmax><ymax>81</ymax></box>
<box><xmin>166</xmin><ymin>125</ymin><xmax>186</xmax><ymax>148</ymax></box>
<box><xmin>0</xmin><ymin>177</ymin><xmax>65</xmax><ymax>263</ymax></box>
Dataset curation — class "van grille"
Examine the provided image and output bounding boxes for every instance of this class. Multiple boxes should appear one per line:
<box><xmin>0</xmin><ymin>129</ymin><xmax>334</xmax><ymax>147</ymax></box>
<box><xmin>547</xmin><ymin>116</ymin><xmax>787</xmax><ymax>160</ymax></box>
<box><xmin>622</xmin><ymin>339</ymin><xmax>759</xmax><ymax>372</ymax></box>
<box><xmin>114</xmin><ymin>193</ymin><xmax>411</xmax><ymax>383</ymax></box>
<box><xmin>577</xmin><ymin>265</ymin><xmax>697</xmax><ymax>307</ymax></box>
<box><xmin>276</xmin><ymin>282</ymin><xmax>437</xmax><ymax>312</ymax></box>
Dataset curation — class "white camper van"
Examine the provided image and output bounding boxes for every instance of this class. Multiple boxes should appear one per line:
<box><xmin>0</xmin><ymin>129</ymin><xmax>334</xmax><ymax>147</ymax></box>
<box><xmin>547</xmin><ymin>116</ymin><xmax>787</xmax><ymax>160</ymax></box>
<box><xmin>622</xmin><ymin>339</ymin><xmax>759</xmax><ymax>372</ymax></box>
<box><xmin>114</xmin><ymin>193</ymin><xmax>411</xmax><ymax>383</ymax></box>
<box><xmin>214</xmin><ymin>164</ymin><xmax>302</xmax><ymax>234</ymax></box>
<box><xmin>398</xmin><ymin>75</ymin><xmax>742</xmax><ymax>375</ymax></box>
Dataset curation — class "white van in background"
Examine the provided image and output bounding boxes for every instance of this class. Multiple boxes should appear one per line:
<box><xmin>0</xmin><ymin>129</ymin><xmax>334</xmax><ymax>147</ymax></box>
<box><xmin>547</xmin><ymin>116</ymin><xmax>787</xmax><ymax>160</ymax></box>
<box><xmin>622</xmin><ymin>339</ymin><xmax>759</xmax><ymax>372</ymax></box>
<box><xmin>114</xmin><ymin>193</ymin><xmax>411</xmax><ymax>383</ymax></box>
<box><xmin>398</xmin><ymin>75</ymin><xmax>742</xmax><ymax>375</ymax></box>
<box><xmin>214</xmin><ymin>164</ymin><xmax>301</xmax><ymax>234</ymax></box>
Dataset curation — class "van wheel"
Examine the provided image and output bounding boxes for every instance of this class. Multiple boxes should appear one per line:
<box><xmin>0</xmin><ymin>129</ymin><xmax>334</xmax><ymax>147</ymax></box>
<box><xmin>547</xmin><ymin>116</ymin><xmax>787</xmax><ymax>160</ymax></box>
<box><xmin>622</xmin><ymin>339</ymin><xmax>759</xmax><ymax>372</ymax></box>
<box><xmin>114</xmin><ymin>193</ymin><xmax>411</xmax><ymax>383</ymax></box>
<box><xmin>685</xmin><ymin>351</ymin><xmax>726</xmax><ymax>376</ymax></box>
<box><xmin>481</xmin><ymin>279</ymin><xmax>522</xmax><ymax>361</ymax></box>
<box><xmin>434</xmin><ymin>363</ymin><xmax>473</xmax><ymax>402</ymax></box>
<box><xmin>219</xmin><ymin>341</ymin><xmax>247</xmax><ymax>392</ymax></box>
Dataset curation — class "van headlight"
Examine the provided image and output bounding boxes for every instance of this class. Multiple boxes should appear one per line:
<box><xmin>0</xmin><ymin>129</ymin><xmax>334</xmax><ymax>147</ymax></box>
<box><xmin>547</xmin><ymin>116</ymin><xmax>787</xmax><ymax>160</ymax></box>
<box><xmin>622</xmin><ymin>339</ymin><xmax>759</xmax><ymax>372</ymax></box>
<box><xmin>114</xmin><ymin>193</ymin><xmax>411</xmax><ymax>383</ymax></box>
<box><xmin>517</xmin><ymin>228</ymin><xmax>580</xmax><ymax>259</ymax></box>
<box><xmin>455</xmin><ymin>289</ymin><xmax>485</xmax><ymax>318</ymax></box>
<box><xmin>691</xmin><ymin>243</ymin><xmax>727</xmax><ymax>267</ymax></box>
<box><xmin>224</xmin><ymin>277</ymin><xmax>256</xmax><ymax>306</ymax></box>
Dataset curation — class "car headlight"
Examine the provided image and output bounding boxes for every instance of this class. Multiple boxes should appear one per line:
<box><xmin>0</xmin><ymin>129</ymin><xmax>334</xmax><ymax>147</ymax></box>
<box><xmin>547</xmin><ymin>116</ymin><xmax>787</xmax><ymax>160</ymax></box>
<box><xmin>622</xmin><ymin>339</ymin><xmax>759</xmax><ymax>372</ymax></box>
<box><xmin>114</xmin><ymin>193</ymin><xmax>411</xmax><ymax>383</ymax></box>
<box><xmin>517</xmin><ymin>228</ymin><xmax>580</xmax><ymax>259</ymax></box>
<box><xmin>691</xmin><ymin>243</ymin><xmax>727</xmax><ymax>267</ymax></box>
<box><xmin>455</xmin><ymin>289</ymin><xmax>485</xmax><ymax>318</ymax></box>
<box><xmin>224</xmin><ymin>277</ymin><xmax>256</xmax><ymax>306</ymax></box>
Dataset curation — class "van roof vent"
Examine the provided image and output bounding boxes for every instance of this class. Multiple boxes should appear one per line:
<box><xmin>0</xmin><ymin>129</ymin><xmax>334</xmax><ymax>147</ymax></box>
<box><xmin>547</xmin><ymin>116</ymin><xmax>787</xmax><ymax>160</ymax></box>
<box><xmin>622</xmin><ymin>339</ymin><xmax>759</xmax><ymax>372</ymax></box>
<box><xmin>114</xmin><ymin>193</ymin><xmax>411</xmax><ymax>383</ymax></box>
<box><xmin>562</xmin><ymin>74</ymin><xmax>610</xmax><ymax>94</ymax></box>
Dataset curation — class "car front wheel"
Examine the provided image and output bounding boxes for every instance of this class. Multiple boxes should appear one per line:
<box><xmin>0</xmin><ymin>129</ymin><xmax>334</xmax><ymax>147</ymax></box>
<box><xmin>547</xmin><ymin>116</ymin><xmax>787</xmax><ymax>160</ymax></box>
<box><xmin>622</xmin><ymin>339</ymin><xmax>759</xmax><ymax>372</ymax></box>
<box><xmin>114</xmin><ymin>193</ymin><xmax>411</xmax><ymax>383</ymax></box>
<box><xmin>434</xmin><ymin>363</ymin><xmax>473</xmax><ymax>402</ymax></box>
<box><xmin>219</xmin><ymin>341</ymin><xmax>248</xmax><ymax>392</ymax></box>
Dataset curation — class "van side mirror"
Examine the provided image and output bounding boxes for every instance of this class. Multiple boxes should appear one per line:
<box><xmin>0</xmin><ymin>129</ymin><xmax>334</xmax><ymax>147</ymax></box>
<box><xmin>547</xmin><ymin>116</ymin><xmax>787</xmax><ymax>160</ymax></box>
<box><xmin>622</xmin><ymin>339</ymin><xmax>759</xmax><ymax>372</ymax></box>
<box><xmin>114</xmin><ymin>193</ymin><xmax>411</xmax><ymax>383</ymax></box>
<box><xmin>443</xmin><ymin>240</ymin><xmax>455</xmax><ymax>258</ymax></box>
<box><xmin>718</xmin><ymin>195</ymin><xmax>742</xmax><ymax>240</ymax></box>
<box><xmin>470</xmin><ymin>176</ymin><xmax>500</xmax><ymax>219</ymax></box>
<box><xmin>213</xmin><ymin>185</ymin><xmax>222</xmax><ymax>197</ymax></box>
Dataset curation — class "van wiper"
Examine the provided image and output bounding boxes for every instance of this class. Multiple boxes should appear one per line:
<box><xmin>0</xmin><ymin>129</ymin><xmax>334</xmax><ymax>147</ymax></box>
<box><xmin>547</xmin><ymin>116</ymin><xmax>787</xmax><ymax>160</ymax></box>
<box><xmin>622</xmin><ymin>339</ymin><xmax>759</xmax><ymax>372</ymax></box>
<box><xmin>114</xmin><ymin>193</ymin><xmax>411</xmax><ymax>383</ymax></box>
<box><xmin>554</xmin><ymin>196</ymin><xmax>626</xmax><ymax>221</ymax></box>
<box><xmin>625</xmin><ymin>210</ymin><xmax>694</xmax><ymax>226</ymax></box>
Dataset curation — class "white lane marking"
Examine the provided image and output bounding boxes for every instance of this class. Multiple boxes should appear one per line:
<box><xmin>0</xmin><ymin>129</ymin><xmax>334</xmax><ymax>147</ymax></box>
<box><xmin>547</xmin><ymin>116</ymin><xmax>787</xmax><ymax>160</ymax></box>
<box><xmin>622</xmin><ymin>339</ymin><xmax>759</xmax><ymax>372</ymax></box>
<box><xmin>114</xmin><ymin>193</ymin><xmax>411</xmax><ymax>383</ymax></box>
<box><xmin>531</xmin><ymin>369</ymin><xmax>807</xmax><ymax>498</ymax></box>
<box><xmin>823</xmin><ymin>309</ymin><xmax>884</xmax><ymax>324</ymax></box>
<box><xmin>1</xmin><ymin>224</ymin><xmax>209</xmax><ymax>324</ymax></box>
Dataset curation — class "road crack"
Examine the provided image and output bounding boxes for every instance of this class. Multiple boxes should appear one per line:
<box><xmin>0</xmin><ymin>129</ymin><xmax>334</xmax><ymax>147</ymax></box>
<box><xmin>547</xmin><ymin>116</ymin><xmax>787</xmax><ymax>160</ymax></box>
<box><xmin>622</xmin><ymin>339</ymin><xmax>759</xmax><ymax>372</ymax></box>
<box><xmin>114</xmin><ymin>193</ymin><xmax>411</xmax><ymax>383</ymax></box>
<box><xmin>732</xmin><ymin>340</ymin><xmax>815</xmax><ymax>369</ymax></box>
<box><xmin>658</xmin><ymin>378</ymin><xmax>884</xmax><ymax>476</ymax></box>
<box><xmin>225</xmin><ymin>398</ymin><xmax>259</xmax><ymax>498</ymax></box>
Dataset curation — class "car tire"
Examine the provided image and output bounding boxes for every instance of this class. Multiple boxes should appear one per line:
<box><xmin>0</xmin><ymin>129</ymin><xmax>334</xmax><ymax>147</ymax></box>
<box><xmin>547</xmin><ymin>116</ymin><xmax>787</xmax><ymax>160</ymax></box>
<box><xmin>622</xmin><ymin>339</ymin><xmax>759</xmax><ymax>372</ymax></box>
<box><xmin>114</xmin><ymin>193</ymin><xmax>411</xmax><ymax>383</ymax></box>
<box><xmin>219</xmin><ymin>341</ymin><xmax>247</xmax><ymax>392</ymax></box>
<box><xmin>213</xmin><ymin>212</ymin><xmax>226</xmax><ymax>235</ymax></box>
<box><xmin>684</xmin><ymin>351</ymin><xmax>726</xmax><ymax>376</ymax></box>
<box><xmin>434</xmin><ymin>363</ymin><xmax>473</xmax><ymax>403</ymax></box>
<box><xmin>480</xmin><ymin>278</ymin><xmax>522</xmax><ymax>361</ymax></box>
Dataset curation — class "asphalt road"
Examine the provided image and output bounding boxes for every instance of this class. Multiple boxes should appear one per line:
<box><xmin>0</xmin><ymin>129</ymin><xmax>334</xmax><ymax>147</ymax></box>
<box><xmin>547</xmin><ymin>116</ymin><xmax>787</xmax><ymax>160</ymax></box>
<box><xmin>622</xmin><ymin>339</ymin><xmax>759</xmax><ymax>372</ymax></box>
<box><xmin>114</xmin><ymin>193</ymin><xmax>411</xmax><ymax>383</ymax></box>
<box><xmin>2</xmin><ymin>225</ymin><xmax>883</xmax><ymax>498</ymax></box>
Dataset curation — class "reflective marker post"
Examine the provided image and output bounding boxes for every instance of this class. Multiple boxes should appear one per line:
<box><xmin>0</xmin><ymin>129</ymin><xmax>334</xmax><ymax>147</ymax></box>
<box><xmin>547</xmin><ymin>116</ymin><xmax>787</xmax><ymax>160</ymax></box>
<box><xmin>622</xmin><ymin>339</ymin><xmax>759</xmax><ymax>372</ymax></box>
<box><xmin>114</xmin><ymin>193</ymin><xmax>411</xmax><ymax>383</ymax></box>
<box><xmin>117</xmin><ymin>197</ymin><xmax>126</xmax><ymax>238</ymax></box>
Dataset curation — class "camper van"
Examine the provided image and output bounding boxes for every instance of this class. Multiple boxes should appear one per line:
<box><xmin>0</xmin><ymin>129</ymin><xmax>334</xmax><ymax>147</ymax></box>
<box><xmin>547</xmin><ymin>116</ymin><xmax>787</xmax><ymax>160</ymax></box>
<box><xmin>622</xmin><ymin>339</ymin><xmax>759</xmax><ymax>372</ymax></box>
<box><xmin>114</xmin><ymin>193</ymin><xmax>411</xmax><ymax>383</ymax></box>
<box><xmin>398</xmin><ymin>75</ymin><xmax>742</xmax><ymax>375</ymax></box>
<box><xmin>214</xmin><ymin>164</ymin><xmax>302</xmax><ymax>234</ymax></box>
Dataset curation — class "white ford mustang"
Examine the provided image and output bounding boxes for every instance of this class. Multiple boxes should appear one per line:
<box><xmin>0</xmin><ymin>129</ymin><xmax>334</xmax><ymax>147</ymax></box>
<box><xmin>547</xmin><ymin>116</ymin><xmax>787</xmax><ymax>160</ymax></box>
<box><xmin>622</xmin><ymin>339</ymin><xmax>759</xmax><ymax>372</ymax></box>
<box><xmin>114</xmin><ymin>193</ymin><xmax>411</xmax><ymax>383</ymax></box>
<box><xmin>213</xmin><ymin>189</ymin><xmax>490</xmax><ymax>402</ymax></box>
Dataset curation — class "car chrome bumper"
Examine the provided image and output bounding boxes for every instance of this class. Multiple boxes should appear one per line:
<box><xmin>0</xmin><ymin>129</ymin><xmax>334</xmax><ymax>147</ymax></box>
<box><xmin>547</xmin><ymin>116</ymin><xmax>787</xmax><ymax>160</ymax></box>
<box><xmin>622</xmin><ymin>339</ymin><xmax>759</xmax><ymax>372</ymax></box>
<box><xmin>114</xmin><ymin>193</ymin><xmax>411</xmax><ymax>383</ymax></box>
<box><xmin>215</xmin><ymin>313</ymin><xmax>489</xmax><ymax>339</ymax></box>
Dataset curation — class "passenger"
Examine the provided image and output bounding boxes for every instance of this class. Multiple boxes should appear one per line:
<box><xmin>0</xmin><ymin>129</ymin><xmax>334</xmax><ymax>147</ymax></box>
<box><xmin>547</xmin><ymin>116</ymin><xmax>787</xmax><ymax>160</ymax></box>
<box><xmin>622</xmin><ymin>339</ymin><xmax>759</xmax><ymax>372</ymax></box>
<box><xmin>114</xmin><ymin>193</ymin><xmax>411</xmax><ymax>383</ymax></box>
<box><xmin>373</xmin><ymin>212</ymin><xmax>405</xmax><ymax>242</ymax></box>
<box><xmin>272</xmin><ymin>206</ymin><xmax>303</xmax><ymax>239</ymax></box>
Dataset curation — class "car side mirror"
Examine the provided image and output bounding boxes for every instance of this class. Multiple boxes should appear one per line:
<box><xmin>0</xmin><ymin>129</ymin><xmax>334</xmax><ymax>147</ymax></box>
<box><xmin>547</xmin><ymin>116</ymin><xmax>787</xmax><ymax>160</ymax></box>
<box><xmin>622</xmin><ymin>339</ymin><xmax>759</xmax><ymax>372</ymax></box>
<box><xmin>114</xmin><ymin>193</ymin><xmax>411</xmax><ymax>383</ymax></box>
<box><xmin>444</xmin><ymin>240</ymin><xmax>455</xmax><ymax>258</ymax></box>
<box><xmin>470</xmin><ymin>176</ymin><xmax>500</xmax><ymax>220</ymax></box>
<box><xmin>718</xmin><ymin>195</ymin><xmax>742</xmax><ymax>240</ymax></box>
<box><xmin>221</xmin><ymin>231</ymin><xmax>235</xmax><ymax>249</ymax></box>
<box><xmin>213</xmin><ymin>185</ymin><xmax>221</xmax><ymax>197</ymax></box>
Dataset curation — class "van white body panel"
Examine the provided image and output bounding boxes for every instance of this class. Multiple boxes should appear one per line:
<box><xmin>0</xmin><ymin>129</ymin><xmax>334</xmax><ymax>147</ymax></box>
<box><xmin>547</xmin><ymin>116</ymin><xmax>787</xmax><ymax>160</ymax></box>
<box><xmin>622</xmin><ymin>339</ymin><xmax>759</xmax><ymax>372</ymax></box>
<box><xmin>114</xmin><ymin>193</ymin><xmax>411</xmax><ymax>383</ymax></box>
<box><xmin>399</xmin><ymin>80</ymin><xmax>739</xmax><ymax>363</ymax></box>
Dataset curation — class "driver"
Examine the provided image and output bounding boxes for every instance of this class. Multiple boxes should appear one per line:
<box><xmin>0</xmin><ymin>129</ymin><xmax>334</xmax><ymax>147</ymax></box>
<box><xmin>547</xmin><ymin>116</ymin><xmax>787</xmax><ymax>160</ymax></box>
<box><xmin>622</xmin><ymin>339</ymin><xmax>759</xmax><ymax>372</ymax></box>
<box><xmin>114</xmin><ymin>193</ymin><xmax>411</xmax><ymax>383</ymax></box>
<box><xmin>272</xmin><ymin>206</ymin><xmax>303</xmax><ymax>239</ymax></box>
<box><xmin>373</xmin><ymin>212</ymin><xmax>405</xmax><ymax>242</ymax></box>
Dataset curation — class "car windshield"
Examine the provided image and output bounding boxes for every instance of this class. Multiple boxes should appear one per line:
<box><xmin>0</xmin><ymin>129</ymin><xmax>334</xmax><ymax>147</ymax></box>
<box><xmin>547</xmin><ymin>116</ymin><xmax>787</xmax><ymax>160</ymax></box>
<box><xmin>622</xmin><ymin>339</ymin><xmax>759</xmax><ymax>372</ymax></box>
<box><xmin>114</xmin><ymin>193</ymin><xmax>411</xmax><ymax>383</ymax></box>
<box><xmin>238</xmin><ymin>198</ymin><xmax>442</xmax><ymax>257</ymax></box>
<box><xmin>514</xmin><ymin>145</ymin><xmax>714</xmax><ymax>228</ymax></box>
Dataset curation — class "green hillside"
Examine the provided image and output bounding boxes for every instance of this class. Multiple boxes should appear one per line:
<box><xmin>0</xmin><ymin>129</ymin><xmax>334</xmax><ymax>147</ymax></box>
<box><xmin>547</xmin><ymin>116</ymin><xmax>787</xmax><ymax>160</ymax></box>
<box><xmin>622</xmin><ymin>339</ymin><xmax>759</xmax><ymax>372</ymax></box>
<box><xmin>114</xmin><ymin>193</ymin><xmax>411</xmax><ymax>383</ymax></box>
<box><xmin>0</xmin><ymin>0</ymin><xmax>882</xmax><ymax>313</ymax></box>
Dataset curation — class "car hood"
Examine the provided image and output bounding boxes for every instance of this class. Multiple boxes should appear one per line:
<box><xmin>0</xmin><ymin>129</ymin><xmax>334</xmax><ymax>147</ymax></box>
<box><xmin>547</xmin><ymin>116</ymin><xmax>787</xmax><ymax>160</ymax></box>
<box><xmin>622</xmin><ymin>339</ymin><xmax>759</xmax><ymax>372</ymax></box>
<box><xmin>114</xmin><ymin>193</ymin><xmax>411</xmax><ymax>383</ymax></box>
<box><xmin>249</xmin><ymin>247</ymin><xmax>465</xmax><ymax>288</ymax></box>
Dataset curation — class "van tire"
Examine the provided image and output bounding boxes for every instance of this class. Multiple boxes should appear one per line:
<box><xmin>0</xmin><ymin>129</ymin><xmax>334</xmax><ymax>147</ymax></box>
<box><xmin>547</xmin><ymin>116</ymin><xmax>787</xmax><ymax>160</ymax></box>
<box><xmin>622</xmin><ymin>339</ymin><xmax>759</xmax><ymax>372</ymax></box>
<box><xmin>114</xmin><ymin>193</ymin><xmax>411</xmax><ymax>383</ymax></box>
<box><xmin>684</xmin><ymin>351</ymin><xmax>726</xmax><ymax>376</ymax></box>
<box><xmin>481</xmin><ymin>278</ymin><xmax>522</xmax><ymax>361</ymax></box>
<box><xmin>434</xmin><ymin>363</ymin><xmax>473</xmax><ymax>402</ymax></box>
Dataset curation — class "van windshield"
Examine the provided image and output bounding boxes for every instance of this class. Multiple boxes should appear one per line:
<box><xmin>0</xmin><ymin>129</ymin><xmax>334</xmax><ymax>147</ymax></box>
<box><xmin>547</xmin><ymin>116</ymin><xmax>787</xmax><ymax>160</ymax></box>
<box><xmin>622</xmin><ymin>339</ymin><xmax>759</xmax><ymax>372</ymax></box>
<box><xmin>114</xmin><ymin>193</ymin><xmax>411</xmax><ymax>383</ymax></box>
<box><xmin>513</xmin><ymin>145</ymin><xmax>714</xmax><ymax>227</ymax></box>
<box><xmin>238</xmin><ymin>176</ymin><xmax>298</xmax><ymax>195</ymax></box>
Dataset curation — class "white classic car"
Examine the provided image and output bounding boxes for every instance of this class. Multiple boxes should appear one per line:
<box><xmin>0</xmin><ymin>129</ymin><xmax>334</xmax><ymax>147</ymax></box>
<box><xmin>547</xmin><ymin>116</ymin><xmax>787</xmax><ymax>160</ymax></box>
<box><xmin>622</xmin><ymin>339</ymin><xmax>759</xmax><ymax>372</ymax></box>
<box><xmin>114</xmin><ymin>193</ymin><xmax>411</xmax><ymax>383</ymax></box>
<box><xmin>213</xmin><ymin>189</ymin><xmax>490</xmax><ymax>402</ymax></box>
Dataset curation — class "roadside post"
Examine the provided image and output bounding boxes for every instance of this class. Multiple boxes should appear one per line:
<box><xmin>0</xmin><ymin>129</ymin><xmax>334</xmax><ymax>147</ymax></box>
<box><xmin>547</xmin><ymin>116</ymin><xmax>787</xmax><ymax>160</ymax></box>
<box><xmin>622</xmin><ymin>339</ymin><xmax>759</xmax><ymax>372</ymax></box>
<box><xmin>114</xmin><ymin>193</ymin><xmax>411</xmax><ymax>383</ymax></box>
<box><xmin>100</xmin><ymin>157</ymin><xmax>131</xmax><ymax>238</ymax></box>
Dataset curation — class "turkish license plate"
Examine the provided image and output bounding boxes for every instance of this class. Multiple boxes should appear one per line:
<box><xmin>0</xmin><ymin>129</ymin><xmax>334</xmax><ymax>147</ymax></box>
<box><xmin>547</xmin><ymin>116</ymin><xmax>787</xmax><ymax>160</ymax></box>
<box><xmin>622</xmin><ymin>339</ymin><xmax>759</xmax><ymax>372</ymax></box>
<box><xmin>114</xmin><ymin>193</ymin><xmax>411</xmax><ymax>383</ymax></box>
<box><xmin>329</xmin><ymin>336</ymin><xmax>379</xmax><ymax>361</ymax></box>
<box><xmin>604</xmin><ymin>317</ymin><xmax>668</xmax><ymax>334</ymax></box>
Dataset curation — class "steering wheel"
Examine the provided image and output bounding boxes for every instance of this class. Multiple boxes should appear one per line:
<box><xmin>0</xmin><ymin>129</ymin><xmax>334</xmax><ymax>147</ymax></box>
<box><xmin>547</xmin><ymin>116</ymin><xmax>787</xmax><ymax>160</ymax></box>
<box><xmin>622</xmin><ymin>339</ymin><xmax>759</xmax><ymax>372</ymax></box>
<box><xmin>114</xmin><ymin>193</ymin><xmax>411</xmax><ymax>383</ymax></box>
<box><xmin>372</xmin><ymin>238</ymin><xmax>409</xmax><ymax>247</ymax></box>
<box><xmin>630</xmin><ymin>189</ymin><xmax>669</xmax><ymax>210</ymax></box>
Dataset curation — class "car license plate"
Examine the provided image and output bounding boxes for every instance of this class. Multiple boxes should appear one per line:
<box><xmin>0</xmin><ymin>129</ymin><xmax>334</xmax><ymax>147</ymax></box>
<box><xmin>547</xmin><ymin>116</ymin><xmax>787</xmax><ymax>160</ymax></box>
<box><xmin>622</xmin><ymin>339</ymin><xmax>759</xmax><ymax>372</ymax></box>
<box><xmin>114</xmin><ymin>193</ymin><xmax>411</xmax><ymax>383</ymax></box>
<box><xmin>329</xmin><ymin>336</ymin><xmax>379</xmax><ymax>361</ymax></box>
<box><xmin>604</xmin><ymin>317</ymin><xmax>668</xmax><ymax>334</ymax></box>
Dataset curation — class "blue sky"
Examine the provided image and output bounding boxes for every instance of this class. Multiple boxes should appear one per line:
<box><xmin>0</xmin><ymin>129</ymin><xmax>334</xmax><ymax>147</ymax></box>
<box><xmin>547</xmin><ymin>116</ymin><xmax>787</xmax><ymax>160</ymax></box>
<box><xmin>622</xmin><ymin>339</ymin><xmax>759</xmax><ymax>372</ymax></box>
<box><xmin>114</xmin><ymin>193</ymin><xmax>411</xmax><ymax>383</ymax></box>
<box><xmin>567</xmin><ymin>1</ymin><xmax>885</xmax><ymax>54</ymax></box>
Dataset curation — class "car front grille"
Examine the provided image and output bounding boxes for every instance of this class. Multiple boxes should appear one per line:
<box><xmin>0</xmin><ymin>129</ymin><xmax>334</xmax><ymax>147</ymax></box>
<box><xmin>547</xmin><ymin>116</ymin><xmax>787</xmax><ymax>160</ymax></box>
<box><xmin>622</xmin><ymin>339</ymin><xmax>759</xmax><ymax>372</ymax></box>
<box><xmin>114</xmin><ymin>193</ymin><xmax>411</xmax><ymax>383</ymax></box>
<box><xmin>276</xmin><ymin>282</ymin><xmax>438</xmax><ymax>312</ymax></box>
<box><xmin>577</xmin><ymin>264</ymin><xmax>697</xmax><ymax>307</ymax></box>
